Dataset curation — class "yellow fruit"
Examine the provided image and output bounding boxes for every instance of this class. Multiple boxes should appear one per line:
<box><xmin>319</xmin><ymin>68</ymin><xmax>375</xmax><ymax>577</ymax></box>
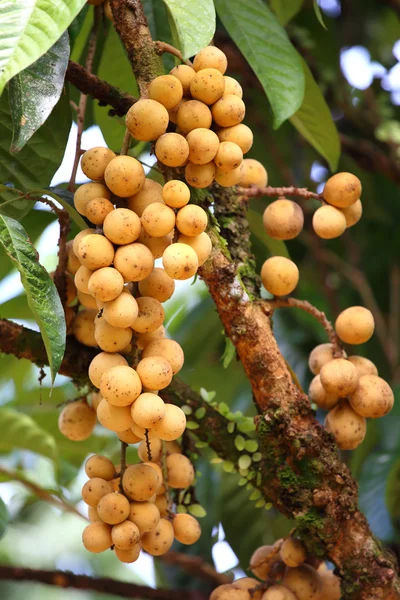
<box><xmin>97</xmin><ymin>398</ymin><xmax>134</xmax><ymax>432</ymax></box>
<box><xmin>85</xmin><ymin>455</ymin><xmax>115</xmax><ymax>480</ymax></box>
<box><xmin>262</xmin><ymin>585</ymin><xmax>297</xmax><ymax>600</ymax></box>
<box><xmin>190</xmin><ymin>68</ymin><xmax>225</xmax><ymax>104</ymax></box>
<box><xmin>94</xmin><ymin>319</ymin><xmax>133</xmax><ymax>353</ymax></box>
<box><xmin>114</xmin><ymin>543</ymin><xmax>141</xmax><ymax>563</ymax></box>
<box><xmin>177</xmin><ymin>100</ymin><xmax>212</xmax><ymax>134</ymax></box>
<box><xmin>217</xmin><ymin>124</ymin><xmax>253</xmax><ymax>154</ymax></box>
<box><xmin>82</xmin><ymin>477</ymin><xmax>113</xmax><ymax>507</ymax></box>
<box><xmin>214</xmin><ymin>141</ymin><xmax>243</xmax><ymax>172</ymax></box>
<box><xmin>86</xmin><ymin>197</ymin><xmax>114</xmax><ymax>225</ymax></box>
<box><xmin>136</xmin><ymin>356</ymin><xmax>173</xmax><ymax>391</ymax></box>
<box><xmin>88</xmin><ymin>352</ymin><xmax>128</xmax><ymax>388</ymax></box>
<box><xmin>162</xmin><ymin>180</ymin><xmax>190</xmax><ymax>209</ymax></box>
<box><xmin>82</xmin><ymin>522</ymin><xmax>112</xmax><ymax>553</ymax></box>
<box><xmin>77</xmin><ymin>290</ymin><xmax>97</xmax><ymax>309</ymax></box>
<box><xmin>141</xmin><ymin>203</ymin><xmax>176</xmax><ymax>237</ymax></box>
<box><xmin>193</xmin><ymin>46</ymin><xmax>228</xmax><ymax>74</ymax></box>
<box><xmin>223</xmin><ymin>76</ymin><xmax>243</xmax><ymax>98</ymax></box>
<box><xmin>283</xmin><ymin>565</ymin><xmax>322</xmax><ymax>600</ymax></box>
<box><xmin>172</xmin><ymin>513</ymin><xmax>201</xmax><ymax>544</ymax></box>
<box><xmin>114</xmin><ymin>243</ymin><xmax>154</xmax><ymax>282</ymax></box>
<box><xmin>123</xmin><ymin>464</ymin><xmax>160</xmax><ymax>501</ymax></box>
<box><xmin>349</xmin><ymin>374</ymin><xmax>394</xmax><ymax>418</ymax></box>
<box><xmin>176</xmin><ymin>205</ymin><xmax>208</xmax><ymax>237</ymax></box>
<box><xmin>141</xmin><ymin>518</ymin><xmax>174</xmax><ymax>555</ymax></box>
<box><xmin>320</xmin><ymin>358</ymin><xmax>359</xmax><ymax>396</ymax></box>
<box><xmin>249</xmin><ymin>544</ymin><xmax>276</xmax><ymax>579</ymax></box>
<box><xmin>170</xmin><ymin>64</ymin><xmax>196</xmax><ymax>95</ymax></box>
<box><xmin>74</xmin><ymin>265</ymin><xmax>93</xmax><ymax>294</ymax></box>
<box><xmin>308</xmin><ymin>375</ymin><xmax>339</xmax><ymax>410</ymax></box>
<box><xmin>261</xmin><ymin>257</ymin><xmax>299</xmax><ymax>296</ymax></box>
<box><xmin>66</xmin><ymin>240</ymin><xmax>81</xmax><ymax>275</ymax></box>
<box><xmin>154</xmin><ymin>493</ymin><xmax>168</xmax><ymax>518</ymax></box>
<box><xmin>97</xmin><ymin>492</ymin><xmax>130</xmax><ymax>525</ymax></box>
<box><xmin>323</xmin><ymin>172</ymin><xmax>361</xmax><ymax>208</ymax></box>
<box><xmin>72</xmin><ymin>228</ymin><xmax>95</xmax><ymax>256</ymax></box>
<box><xmin>263</xmin><ymin>199</ymin><xmax>304</xmax><ymax>240</ymax></box>
<box><xmin>347</xmin><ymin>355</ymin><xmax>378</xmax><ymax>377</ymax></box>
<box><xmin>138</xmin><ymin>268</ymin><xmax>175</xmax><ymax>303</ymax></box>
<box><xmin>312</xmin><ymin>205</ymin><xmax>346</xmax><ymax>239</ymax></box>
<box><xmin>131</xmin><ymin>392</ymin><xmax>166</xmax><ymax>428</ymax></box>
<box><xmin>186</xmin><ymin>128</ymin><xmax>220</xmax><ymax>165</ymax></box>
<box><xmin>163</xmin><ymin>243</ymin><xmax>199</xmax><ymax>280</ymax></box>
<box><xmin>88</xmin><ymin>506</ymin><xmax>101</xmax><ymax>522</ymax></box>
<box><xmin>103</xmin><ymin>208</ymin><xmax>141</xmax><ymax>245</ymax></box>
<box><xmin>103</xmin><ymin>292</ymin><xmax>138</xmax><ymax>328</ymax></box>
<box><xmin>215</xmin><ymin>164</ymin><xmax>244</xmax><ymax>187</ymax></box>
<box><xmin>129</xmin><ymin>501</ymin><xmax>160</xmax><ymax>533</ymax></box>
<box><xmin>166</xmin><ymin>453</ymin><xmax>194</xmax><ymax>488</ymax></box>
<box><xmin>148</xmin><ymin>74</ymin><xmax>183</xmax><ymax>109</ymax></box>
<box><xmin>152</xmin><ymin>404</ymin><xmax>186</xmax><ymax>441</ymax></box>
<box><xmin>100</xmin><ymin>365</ymin><xmax>142</xmax><ymax>407</ymax></box>
<box><xmin>185</xmin><ymin>161</ymin><xmax>215</xmax><ymax>188</ymax></box>
<box><xmin>58</xmin><ymin>400</ymin><xmax>96</xmax><ymax>441</ymax></box>
<box><xmin>118</xmin><ymin>428</ymin><xmax>143</xmax><ymax>444</ymax></box>
<box><xmin>142</xmin><ymin>338</ymin><xmax>184</xmax><ymax>375</ymax></box>
<box><xmin>178</xmin><ymin>232</ymin><xmax>212</xmax><ymax>267</ymax></box>
<box><xmin>325</xmin><ymin>400</ymin><xmax>366</xmax><ymax>450</ymax></box>
<box><xmin>104</xmin><ymin>156</ymin><xmax>145</xmax><ymax>197</ymax></box>
<box><xmin>126</xmin><ymin>99</ymin><xmax>169</xmax><ymax>141</ymax></box>
<box><xmin>111</xmin><ymin>520</ymin><xmax>140</xmax><ymax>549</ymax></box>
<box><xmin>137</xmin><ymin>325</ymin><xmax>166</xmax><ymax>350</ymax></box>
<box><xmin>155</xmin><ymin>133</ymin><xmax>189</xmax><ymax>167</ymax></box>
<box><xmin>127</xmin><ymin>179</ymin><xmax>164</xmax><ymax>216</ymax></box>
<box><xmin>137</xmin><ymin>437</ymin><xmax>163</xmax><ymax>462</ymax></box>
<box><xmin>280</xmin><ymin>537</ymin><xmax>307</xmax><ymax>567</ymax></box>
<box><xmin>81</xmin><ymin>147</ymin><xmax>116</xmax><ymax>181</ymax></box>
<box><xmin>212</xmin><ymin>94</ymin><xmax>245</xmax><ymax>127</ymax></box>
<box><xmin>77</xmin><ymin>234</ymin><xmax>114</xmax><ymax>270</ymax></box>
<box><xmin>88</xmin><ymin>267</ymin><xmax>124</xmax><ymax>302</ymax></box>
<box><xmin>318</xmin><ymin>566</ymin><xmax>341</xmax><ymax>600</ymax></box>
<box><xmin>240</xmin><ymin>158</ymin><xmax>268</xmax><ymax>187</ymax></box>
<box><xmin>74</xmin><ymin>183</ymin><xmax>110</xmax><ymax>216</ymax></box>
<box><xmin>335</xmin><ymin>306</ymin><xmax>375</xmax><ymax>345</ymax></box>
<box><xmin>308</xmin><ymin>343</ymin><xmax>336</xmax><ymax>375</ymax></box>
<box><xmin>131</xmin><ymin>296</ymin><xmax>165</xmax><ymax>333</ymax></box>
<box><xmin>341</xmin><ymin>198</ymin><xmax>362</xmax><ymax>228</ymax></box>
<box><xmin>73</xmin><ymin>309</ymin><xmax>97</xmax><ymax>346</ymax></box>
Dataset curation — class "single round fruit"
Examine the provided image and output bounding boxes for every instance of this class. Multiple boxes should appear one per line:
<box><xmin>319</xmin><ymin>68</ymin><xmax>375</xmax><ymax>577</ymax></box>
<box><xmin>283</xmin><ymin>565</ymin><xmax>322</xmax><ymax>600</ymax></box>
<box><xmin>131</xmin><ymin>296</ymin><xmax>165</xmax><ymax>334</ymax></box>
<box><xmin>162</xmin><ymin>180</ymin><xmax>190</xmax><ymax>208</ymax></box>
<box><xmin>75</xmin><ymin>265</ymin><xmax>93</xmax><ymax>294</ymax></box>
<box><xmin>104</xmin><ymin>156</ymin><xmax>145</xmax><ymax>197</ymax></box>
<box><xmin>308</xmin><ymin>343</ymin><xmax>337</xmax><ymax>375</ymax></box>
<box><xmin>139</xmin><ymin>229</ymin><xmax>173</xmax><ymax>259</ymax></box>
<box><xmin>163</xmin><ymin>243</ymin><xmax>199</xmax><ymax>280</ymax></box>
<box><xmin>193</xmin><ymin>46</ymin><xmax>228</xmax><ymax>74</ymax></box>
<box><xmin>325</xmin><ymin>400</ymin><xmax>366</xmax><ymax>450</ymax></box>
<box><xmin>261</xmin><ymin>257</ymin><xmax>299</xmax><ymax>296</ymax></box>
<box><xmin>141</xmin><ymin>518</ymin><xmax>174</xmax><ymax>555</ymax></box>
<box><xmin>127</xmin><ymin>179</ymin><xmax>164</xmax><ymax>216</ymax></box>
<box><xmin>308</xmin><ymin>375</ymin><xmax>339</xmax><ymax>410</ymax></box>
<box><xmin>136</xmin><ymin>356</ymin><xmax>173</xmax><ymax>391</ymax></box>
<box><xmin>347</xmin><ymin>355</ymin><xmax>378</xmax><ymax>377</ymax></box>
<box><xmin>82</xmin><ymin>477</ymin><xmax>113</xmax><ymax>507</ymax></box>
<box><xmin>77</xmin><ymin>234</ymin><xmax>114</xmax><ymax>270</ymax></box>
<box><xmin>152</xmin><ymin>404</ymin><xmax>186</xmax><ymax>441</ymax></box>
<box><xmin>217</xmin><ymin>124</ymin><xmax>253</xmax><ymax>154</ymax></box>
<box><xmin>122</xmin><ymin>464</ymin><xmax>160</xmax><ymax>501</ymax></box>
<box><xmin>66</xmin><ymin>240</ymin><xmax>81</xmax><ymax>275</ymax></box>
<box><xmin>72</xmin><ymin>228</ymin><xmax>95</xmax><ymax>256</ymax></box>
<box><xmin>263</xmin><ymin>199</ymin><xmax>304</xmax><ymax>240</ymax></box>
<box><xmin>318</xmin><ymin>566</ymin><xmax>341</xmax><ymax>600</ymax></box>
<box><xmin>97</xmin><ymin>492</ymin><xmax>130</xmax><ymax>525</ymax></box>
<box><xmin>349</xmin><ymin>374</ymin><xmax>394</xmax><ymax>418</ymax></box>
<box><xmin>88</xmin><ymin>267</ymin><xmax>124</xmax><ymax>302</ymax></box>
<box><xmin>73</xmin><ymin>309</ymin><xmax>97</xmax><ymax>346</ymax></box>
<box><xmin>223</xmin><ymin>76</ymin><xmax>243</xmax><ymax>98</ymax></box>
<box><xmin>240</xmin><ymin>158</ymin><xmax>268</xmax><ymax>187</ymax></box>
<box><xmin>81</xmin><ymin>147</ymin><xmax>116</xmax><ymax>181</ymax></box>
<box><xmin>126</xmin><ymin>99</ymin><xmax>169</xmax><ymax>141</ymax></box>
<box><xmin>141</xmin><ymin>203</ymin><xmax>176</xmax><ymax>237</ymax></box>
<box><xmin>149</xmin><ymin>74</ymin><xmax>183</xmax><ymax>109</ymax></box>
<box><xmin>114</xmin><ymin>243</ymin><xmax>154</xmax><ymax>282</ymax></box>
<box><xmin>190</xmin><ymin>68</ymin><xmax>225</xmax><ymax>104</ymax></box>
<box><xmin>88</xmin><ymin>352</ymin><xmax>128</xmax><ymax>388</ymax></box>
<box><xmin>86</xmin><ymin>197</ymin><xmax>114</xmax><ymax>225</ymax></box>
<box><xmin>137</xmin><ymin>324</ymin><xmax>165</xmax><ymax>350</ymax></box>
<box><xmin>312</xmin><ymin>204</ymin><xmax>346</xmax><ymax>239</ymax></box>
<box><xmin>58</xmin><ymin>400</ymin><xmax>96</xmax><ymax>441</ymax></box>
<box><xmin>112</xmin><ymin>520</ymin><xmax>140</xmax><ymax>549</ymax></box>
<box><xmin>154</xmin><ymin>493</ymin><xmax>168</xmax><ymax>518</ymax></box>
<box><xmin>155</xmin><ymin>133</ymin><xmax>189</xmax><ymax>167</ymax></box>
<box><xmin>170</xmin><ymin>64</ymin><xmax>196</xmax><ymax>95</ymax></box>
<box><xmin>88</xmin><ymin>506</ymin><xmax>101</xmax><ymax>522</ymax></box>
<box><xmin>215</xmin><ymin>164</ymin><xmax>244</xmax><ymax>187</ymax></box>
<box><xmin>85</xmin><ymin>455</ymin><xmax>115</xmax><ymax>480</ymax></box>
<box><xmin>103</xmin><ymin>292</ymin><xmax>138</xmax><ymax>328</ymax></box>
<box><xmin>177</xmin><ymin>100</ymin><xmax>212</xmax><ymax>134</ymax></box>
<box><xmin>320</xmin><ymin>358</ymin><xmax>359</xmax><ymax>396</ymax></box>
<box><xmin>262</xmin><ymin>585</ymin><xmax>297</xmax><ymax>600</ymax></box>
<box><xmin>212</xmin><ymin>94</ymin><xmax>245</xmax><ymax>127</ymax></box>
<box><xmin>94</xmin><ymin>318</ymin><xmax>133</xmax><ymax>353</ymax></box>
<box><xmin>186</xmin><ymin>128</ymin><xmax>220</xmax><ymax>165</ymax></box>
<box><xmin>249</xmin><ymin>544</ymin><xmax>275</xmax><ymax>579</ymax></box>
<box><xmin>323</xmin><ymin>172</ymin><xmax>361</xmax><ymax>208</ymax></box>
<box><xmin>166</xmin><ymin>453</ymin><xmax>194</xmax><ymax>488</ymax></box>
<box><xmin>97</xmin><ymin>398</ymin><xmax>134</xmax><ymax>432</ymax></box>
<box><xmin>74</xmin><ymin>183</ymin><xmax>110</xmax><ymax>216</ymax></box>
<box><xmin>178</xmin><ymin>232</ymin><xmax>212</xmax><ymax>266</ymax></box>
<box><xmin>137</xmin><ymin>437</ymin><xmax>163</xmax><ymax>462</ymax></box>
<box><xmin>82</xmin><ymin>522</ymin><xmax>112</xmax><ymax>553</ymax></box>
<box><xmin>118</xmin><ymin>428</ymin><xmax>143</xmax><ymax>444</ymax></box>
<box><xmin>280</xmin><ymin>537</ymin><xmax>307</xmax><ymax>567</ymax></box>
<box><xmin>103</xmin><ymin>208</ymin><xmax>141</xmax><ymax>245</ymax></box>
<box><xmin>341</xmin><ymin>199</ymin><xmax>362</xmax><ymax>228</ymax></box>
<box><xmin>185</xmin><ymin>161</ymin><xmax>215</xmax><ymax>188</ymax></box>
<box><xmin>100</xmin><ymin>365</ymin><xmax>142</xmax><ymax>407</ymax></box>
<box><xmin>129</xmin><ymin>501</ymin><xmax>160</xmax><ymax>533</ymax></box>
<box><xmin>172</xmin><ymin>513</ymin><xmax>201</xmax><ymax>544</ymax></box>
<box><xmin>335</xmin><ymin>306</ymin><xmax>375</xmax><ymax>345</ymax></box>
<box><xmin>214</xmin><ymin>141</ymin><xmax>243</xmax><ymax>171</ymax></box>
<box><xmin>131</xmin><ymin>392</ymin><xmax>166</xmax><ymax>427</ymax></box>
<box><xmin>78</xmin><ymin>289</ymin><xmax>98</xmax><ymax>309</ymax></box>
<box><xmin>114</xmin><ymin>543</ymin><xmax>141</xmax><ymax>563</ymax></box>
<box><xmin>138</xmin><ymin>268</ymin><xmax>175</xmax><ymax>303</ymax></box>
<box><xmin>176</xmin><ymin>205</ymin><xmax>208</xmax><ymax>237</ymax></box>
<box><xmin>142</xmin><ymin>338</ymin><xmax>184</xmax><ymax>375</ymax></box>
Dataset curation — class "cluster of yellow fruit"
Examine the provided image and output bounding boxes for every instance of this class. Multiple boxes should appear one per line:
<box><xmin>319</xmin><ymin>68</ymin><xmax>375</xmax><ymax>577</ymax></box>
<box><xmin>80</xmin><ymin>448</ymin><xmax>200</xmax><ymax>562</ymax></box>
<box><xmin>260</xmin><ymin>172</ymin><xmax>362</xmax><ymax>298</ymax></box>
<box><xmin>211</xmin><ymin>537</ymin><xmax>340</xmax><ymax>600</ymax></box>
<box><xmin>308</xmin><ymin>306</ymin><xmax>393</xmax><ymax>450</ymax></box>
<box><xmin>125</xmin><ymin>46</ymin><xmax>267</xmax><ymax>190</ymax></box>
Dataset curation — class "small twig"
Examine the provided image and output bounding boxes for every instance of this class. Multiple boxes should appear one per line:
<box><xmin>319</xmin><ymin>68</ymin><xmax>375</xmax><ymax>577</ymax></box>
<box><xmin>154</xmin><ymin>41</ymin><xmax>193</xmax><ymax>66</ymax></box>
<box><xmin>159</xmin><ymin>552</ymin><xmax>232</xmax><ymax>586</ymax></box>
<box><xmin>237</xmin><ymin>185</ymin><xmax>323</xmax><ymax>200</ymax></box>
<box><xmin>161</xmin><ymin>440</ymin><xmax>173</xmax><ymax>518</ymax></box>
<box><xmin>120</xmin><ymin>128</ymin><xmax>131</xmax><ymax>155</ymax></box>
<box><xmin>68</xmin><ymin>8</ymin><xmax>101</xmax><ymax>192</ymax></box>
<box><xmin>265</xmin><ymin>297</ymin><xmax>343</xmax><ymax>357</ymax></box>
<box><xmin>144</xmin><ymin>429</ymin><xmax>153</xmax><ymax>461</ymax></box>
<box><xmin>119</xmin><ymin>441</ymin><xmax>128</xmax><ymax>493</ymax></box>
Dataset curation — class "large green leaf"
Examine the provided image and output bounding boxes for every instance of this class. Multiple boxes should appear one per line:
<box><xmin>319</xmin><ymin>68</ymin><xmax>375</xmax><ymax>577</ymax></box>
<box><xmin>270</xmin><ymin>0</ymin><xmax>303</xmax><ymax>25</ymax></box>
<box><xmin>0</xmin><ymin>407</ymin><xmax>58</xmax><ymax>461</ymax></box>
<box><xmin>0</xmin><ymin>498</ymin><xmax>8</xmax><ymax>540</ymax></box>
<box><xmin>9</xmin><ymin>32</ymin><xmax>70</xmax><ymax>153</ymax></box>
<box><xmin>0</xmin><ymin>0</ymin><xmax>86</xmax><ymax>95</ymax></box>
<box><xmin>0</xmin><ymin>215</ymin><xmax>66</xmax><ymax>383</ymax></box>
<box><xmin>290</xmin><ymin>59</ymin><xmax>340</xmax><ymax>171</ymax></box>
<box><xmin>0</xmin><ymin>90</ymin><xmax>71</xmax><ymax>190</ymax></box>
<box><xmin>215</xmin><ymin>0</ymin><xmax>304</xmax><ymax>128</ymax></box>
<box><xmin>0</xmin><ymin>185</ymin><xmax>33</xmax><ymax>220</ymax></box>
<box><xmin>162</xmin><ymin>0</ymin><xmax>215</xmax><ymax>59</ymax></box>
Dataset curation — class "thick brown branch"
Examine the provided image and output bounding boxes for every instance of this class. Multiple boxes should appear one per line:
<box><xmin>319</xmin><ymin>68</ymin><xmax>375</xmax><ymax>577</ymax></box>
<box><xmin>237</xmin><ymin>185</ymin><xmax>322</xmax><ymax>200</ymax></box>
<box><xmin>66</xmin><ymin>61</ymin><xmax>136</xmax><ymax>116</ymax></box>
<box><xmin>0</xmin><ymin>565</ymin><xmax>206</xmax><ymax>600</ymax></box>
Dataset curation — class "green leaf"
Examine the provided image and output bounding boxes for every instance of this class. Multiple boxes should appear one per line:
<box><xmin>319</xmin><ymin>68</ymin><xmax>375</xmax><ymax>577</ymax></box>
<box><xmin>162</xmin><ymin>0</ymin><xmax>216</xmax><ymax>59</ymax></box>
<box><xmin>0</xmin><ymin>215</ymin><xmax>66</xmax><ymax>382</ymax></box>
<box><xmin>0</xmin><ymin>185</ymin><xmax>33</xmax><ymax>220</ymax></box>
<box><xmin>234</xmin><ymin>435</ymin><xmax>246</xmax><ymax>451</ymax></box>
<box><xmin>215</xmin><ymin>0</ymin><xmax>304</xmax><ymax>128</ymax></box>
<box><xmin>188</xmin><ymin>504</ymin><xmax>207</xmax><ymax>518</ymax></box>
<box><xmin>0</xmin><ymin>89</ymin><xmax>71</xmax><ymax>190</ymax></box>
<box><xmin>0</xmin><ymin>0</ymin><xmax>86</xmax><ymax>95</ymax></box>
<box><xmin>9</xmin><ymin>32</ymin><xmax>70</xmax><ymax>153</ymax></box>
<box><xmin>0</xmin><ymin>497</ymin><xmax>8</xmax><ymax>539</ymax></box>
<box><xmin>222</xmin><ymin>336</ymin><xmax>235</xmax><ymax>369</ymax></box>
<box><xmin>238</xmin><ymin>455</ymin><xmax>252</xmax><ymax>470</ymax></box>
<box><xmin>270</xmin><ymin>0</ymin><xmax>303</xmax><ymax>25</ymax></box>
<box><xmin>37</xmin><ymin>188</ymin><xmax>87</xmax><ymax>230</ymax></box>
<box><xmin>0</xmin><ymin>407</ymin><xmax>58</xmax><ymax>461</ymax></box>
<box><xmin>289</xmin><ymin>59</ymin><xmax>340</xmax><ymax>171</ymax></box>
<box><xmin>313</xmin><ymin>0</ymin><xmax>327</xmax><ymax>30</ymax></box>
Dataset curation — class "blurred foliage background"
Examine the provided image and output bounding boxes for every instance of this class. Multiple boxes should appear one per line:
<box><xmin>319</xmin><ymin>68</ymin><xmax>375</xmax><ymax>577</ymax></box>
<box><xmin>0</xmin><ymin>0</ymin><xmax>400</xmax><ymax>597</ymax></box>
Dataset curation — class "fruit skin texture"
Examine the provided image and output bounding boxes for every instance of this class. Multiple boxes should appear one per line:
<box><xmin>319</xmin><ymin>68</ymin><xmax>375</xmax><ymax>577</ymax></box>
<box><xmin>250</xmin><ymin>544</ymin><xmax>276</xmax><ymax>579</ymax></box>
<box><xmin>163</xmin><ymin>243</ymin><xmax>199</xmax><ymax>280</ymax></box>
<box><xmin>96</xmin><ymin>398</ymin><xmax>133</xmax><ymax>432</ymax></box>
<box><xmin>103</xmin><ymin>292</ymin><xmax>139</xmax><ymax>328</ymax></box>
<box><xmin>312</xmin><ymin>205</ymin><xmax>346</xmax><ymax>239</ymax></box>
<box><xmin>347</xmin><ymin>355</ymin><xmax>378</xmax><ymax>377</ymax></box>
<box><xmin>308</xmin><ymin>375</ymin><xmax>339</xmax><ymax>410</ymax></box>
<box><xmin>148</xmin><ymin>74</ymin><xmax>183</xmax><ymax>109</ymax></box>
<box><xmin>82</xmin><ymin>478</ymin><xmax>114</xmax><ymax>507</ymax></box>
<box><xmin>85</xmin><ymin>455</ymin><xmax>115</xmax><ymax>480</ymax></box>
<box><xmin>172</xmin><ymin>514</ymin><xmax>201</xmax><ymax>544</ymax></box>
<box><xmin>162</xmin><ymin>180</ymin><xmax>190</xmax><ymax>208</ymax></box>
<box><xmin>131</xmin><ymin>392</ymin><xmax>166</xmax><ymax>427</ymax></box>
<box><xmin>261</xmin><ymin>257</ymin><xmax>299</xmax><ymax>297</ymax></box>
<box><xmin>112</xmin><ymin>520</ymin><xmax>140</xmax><ymax>550</ymax></box>
<box><xmin>240</xmin><ymin>158</ymin><xmax>268</xmax><ymax>187</ymax></box>
<box><xmin>335</xmin><ymin>306</ymin><xmax>375</xmax><ymax>345</ymax></box>
<box><xmin>170</xmin><ymin>64</ymin><xmax>196</xmax><ymax>95</ymax></box>
<box><xmin>280</xmin><ymin>537</ymin><xmax>307</xmax><ymax>567</ymax></box>
<box><xmin>114</xmin><ymin>243</ymin><xmax>154</xmax><ymax>283</ymax></box>
<box><xmin>223</xmin><ymin>76</ymin><xmax>243</xmax><ymax>98</ymax></box>
<box><xmin>72</xmin><ymin>228</ymin><xmax>95</xmax><ymax>256</ymax></box>
<box><xmin>308</xmin><ymin>343</ymin><xmax>336</xmax><ymax>375</ymax></box>
<box><xmin>185</xmin><ymin>161</ymin><xmax>215</xmax><ymax>188</ymax></box>
<box><xmin>97</xmin><ymin>492</ymin><xmax>130</xmax><ymax>524</ymax></box>
<box><xmin>73</xmin><ymin>309</ymin><xmax>97</xmax><ymax>347</ymax></box>
<box><xmin>341</xmin><ymin>198</ymin><xmax>362</xmax><ymax>227</ymax></box>
<box><xmin>126</xmin><ymin>99</ymin><xmax>169</xmax><ymax>141</ymax></box>
<box><xmin>217</xmin><ymin>123</ymin><xmax>253</xmax><ymax>154</ymax></box>
<box><xmin>141</xmin><ymin>518</ymin><xmax>174</xmax><ymax>556</ymax></box>
<box><xmin>323</xmin><ymin>172</ymin><xmax>361</xmax><ymax>208</ymax></box>
<box><xmin>317</xmin><ymin>565</ymin><xmax>341</xmax><ymax>600</ymax></box>
<box><xmin>136</xmin><ymin>356</ymin><xmax>173</xmax><ymax>390</ymax></box>
<box><xmin>104</xmin><ymin>156</ymin><xmax>145</xmax><ymax>197</ymax></box>
<box><xmin>214</xmin><ymin>141</ymin><xmax>243</xmax><ymax>171</ymax></box>
<box><xmin>88</xmin><ymin>267</ymin><xmax>124</xmax><ymax>302</ymax></box>
<box><xmin>262</xmin><ymin>586</ymin><xmax>297</xmax><ymax>600</ymax></box>
<box><xmin>77</xmin><ymin>234</ymin><xmax>115</xmax><ymax>270</ymax></box>
<box><xmin>94</xmin><ymin>320</ymin><xmax>133</xmax><ymax>353</ymax></box>
<box><xmin>319</xmin><ymin>358</ymin><xmax>359</xmax><ymax>397</ymax></box>
<box><xmin>82</xmin><ymin>522</ymin><xmax>112</xmax><ymax>553</ymax></box>
<box><xmin>103</xmin><ymin>208</ymin><xmax>141</xmax><ymax>245</ymax></box>
<box><xmin>190</xmin><ymin>68</ymin><xmax>225</xmax><ymax>104</ymax></box>
<box><xmin>122</xmin><ymin>464</ymin><xmax>160</xmax><ymax>501</ymax></box>
<box><xmin>177</xmin><ymin>100</ymin><xmax>212</xmax><ymax>134</ymax></box>
<box><xmin>186</xmin><ymin>128</ymin><xmax>220</xmax><ymax>165</ymax></box>
<box><xmin>81</xmin><ymin>147</ymin><xmax>116</xmax><ymax>181</ymax></box>
<box><xmin>283</xmin><ymin>564</ymin><xmax>322</xmax><ymax>600</ymax></box>
<box><xmin>212</xmin><ymin>94</ymin><xmax>245</xmax><ymax>127</ymax></box>
<box><xmin>215</xmin><ymin>163</ymin><xmax>244</xmax><ymax>187</ymax></box>
<box><xmin>74</xmin><ymin>183</ymin><xmax>110</xmax><ymax>216</ymax></box>
<box><xmin>114</xmin><ymin>543</ymin><xmax>141</xmax><ymax>563</ymax></box>
<box><xmin>349</xmin><ymin>374</ymin><xmax>394</xmax><ymax>418</ymax></box>
<box><xmin>142</xmin><ymin>338</ymin><xmax>184</xmax><ymax>375</ymax></box>
<box><xmin>263</xmin><ymin>199</ymin><xmax>304</xmax><ymax>240</ymax></box>
<box><xmin>132</xmin><ymin>296</ymin><xmax>165</xmax><ymax>334</ymax></box>
<box><xmin>129</xmin><ymin>501</ymin><xmax>160</xmax><ymax>533</ymax></box>
<box><xmin>128</xmin><ymin>179</ymin><xmax>164</xmax><ymax>216</ymax></box>
<box><xmin>138</xmin><ymin>268</ymin><xmax>175</xmax><ymax>303</ymax></box>
<box><xmin>166</xmin><ymin>453</ymin><xmax>194</xmax><ymax>488</ymax></box>
<box><xmin>141</xmin><ymin>203</ymin><xmax>176</xmax><ymax>238</ymax></box>
<box><xmin>100</xmin><ymin>365</ymin><xmax>142</xmax><ymax>407</ymax></box>
<box><xmin>325</xmin><ymin>400</ymin><xmax>366</xmax><ymax>450</ymax></box>
<box><xmin>178</xmin><ymin>232</ymin><xmax>212</xmax><ymax>267</ymax></box>
<box><xmin>58</xmin><ymin>400</ymin><xmax>96</xmax><ymax>441</ymax></box>
<box><xmin>155</xmin><ymin>133</ymin><xmax>189</xmax><ymax>167</ymax></box>
<box><xmin>193</xmin><ymin>46</ymin><xmax>228</xmax><ymax>74</ymax></box>
<box><xmin>86</xmin><ymin>197</ymin><xmax>114</xmax><ymax>225</ymax></box>
<box><xmin>152</xmin><ymin>404</ymin><xmax>186</xmax><ymax>441</ymax></box>
<box><xmin>176</xmin><ymin>205</ymin><xmax>208</xmax><ymax>237</ymax></box>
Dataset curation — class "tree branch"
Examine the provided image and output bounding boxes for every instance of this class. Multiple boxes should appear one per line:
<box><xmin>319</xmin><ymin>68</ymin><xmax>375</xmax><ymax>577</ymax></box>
<box><xmin>0</xmin><ymin>565</ymin><xmax>206</xmax><ymax>600</ymax></box>
<box><xmin>237</xmin><ymin>185</ymin><xmax>322</xmax><ymax>200</ymax></box>
<box><xmin>154</xmin><ymin>41</ymin><xmax>193</xmax><ymax>66</ymax></box>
